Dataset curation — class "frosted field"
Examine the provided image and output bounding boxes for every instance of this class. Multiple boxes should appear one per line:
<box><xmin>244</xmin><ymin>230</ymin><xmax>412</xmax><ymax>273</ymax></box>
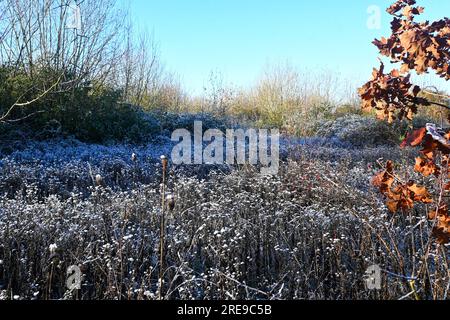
<box><xmin>2</xmin><ymin>137</ymin><xmax>442</xmax><ymax>300</ymax></box>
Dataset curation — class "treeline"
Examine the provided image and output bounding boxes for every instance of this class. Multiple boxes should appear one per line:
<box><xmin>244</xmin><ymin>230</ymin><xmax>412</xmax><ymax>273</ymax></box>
<box><xmin>0</xmin><ymin>0</ymin><xmax>362</xmax><ymax>144</ymax></box>
<box><xmin>0</xmin><ymin>0</ymin><xmax>186</xmax><ymax>142</ymax></box>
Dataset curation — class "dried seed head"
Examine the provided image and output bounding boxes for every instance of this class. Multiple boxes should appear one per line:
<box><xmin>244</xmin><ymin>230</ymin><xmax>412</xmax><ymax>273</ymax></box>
<box><xmin>160</xmin><ymin>155</ymin><xmax>168</xmax><ymax>171</ymax></box>
<box><xmin>49</xmin><ymin>243</ymin><xmax>58</xmax><ymax>255</ymax></box>
<box><xmin>95</xmin><ymin>174</ymin><xmax>103</xmax><ymax>187</ymax></box>
<box><xmin>166</xmin><ymin>193</ymin><xmax>175</xmax><ymax>211</ymax></box>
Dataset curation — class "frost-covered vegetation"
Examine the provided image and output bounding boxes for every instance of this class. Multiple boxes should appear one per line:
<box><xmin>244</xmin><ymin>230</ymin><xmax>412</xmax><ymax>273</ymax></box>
<box><xmin>1</xmin><ymin>136</ymin><xmax>448</xmax><ymax>300</ymax></box>
<box><xmin>1</xmin><ymin>0</ymin><xmax>449</xmax><ymax>302</ymax></box>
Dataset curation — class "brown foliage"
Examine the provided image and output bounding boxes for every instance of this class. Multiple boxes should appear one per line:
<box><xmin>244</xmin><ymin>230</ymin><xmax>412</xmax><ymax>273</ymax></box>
<box><xmin>379</xmin><ymin>0</ymin><xmax>450</xmax><ymax>79</ymax></box>
<box><xmin>373</xmin><ymin>161</ymin><xmax>433</xmax><ymax>214</ymax></box>
<box><xmin>358</xmin><ymin>63</ymin><xmax>428</xmax><ymax>123</ymax></box>
<box><xmin>362</xmin><ymin>0</ymin><xmax>450</xmax><ymax>244</ymax></box>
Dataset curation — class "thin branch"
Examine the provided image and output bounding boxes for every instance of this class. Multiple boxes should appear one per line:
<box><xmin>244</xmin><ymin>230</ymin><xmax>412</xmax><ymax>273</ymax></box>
<box><xmin>4</xmin><ymin>110</ymin><xmax>45</xmax><ymax>123</ymax></box>
<box><xmin>211</xmin><ymin>269</ymin><xmax>271</xmax><ymax>298</ymax></box>
<box><xmin>428</xmin><ymin>101</ymin><xmax>450</xmax><ymax>111</ymax></box>
<box><xmin>0</xmin><ymin>74</ymin><xmax>62</xmax><ymax>122</ymax></box>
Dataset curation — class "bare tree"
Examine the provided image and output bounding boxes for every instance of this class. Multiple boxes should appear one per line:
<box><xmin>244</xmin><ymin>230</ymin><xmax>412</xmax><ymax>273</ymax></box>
<box><xmin>112</xmin><ymin>19</ymin><xmax>166</xmax><ymax>109</ymax></box>
<box><xmin>0</xmin><ymin>0</ymin><xmax>126</xmax><ymax>83</ymax></box>
<box><xmin>0</xmin><ymin>0</ymin><xmax>183</xmax><ymax>123</ymax></box>
<box><xmin>203</xmin><ymin>70</ymin><xmax>234</xmax><ymax>116</ymax></box>
<box><xmin>0</xmin><ymin>0</ymin><xmax>128</xmax><ymax>122</ymax></box>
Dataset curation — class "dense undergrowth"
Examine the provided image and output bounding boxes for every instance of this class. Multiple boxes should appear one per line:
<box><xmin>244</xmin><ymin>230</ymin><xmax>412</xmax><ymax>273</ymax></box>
<box><xmin>0</xmin><ymin>137</ymin><xmax>448</xmax><ymax>300</ymax></box>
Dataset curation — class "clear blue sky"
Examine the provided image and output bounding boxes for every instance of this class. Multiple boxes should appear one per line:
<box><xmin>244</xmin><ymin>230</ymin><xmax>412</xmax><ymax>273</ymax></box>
<box><xmin>129</xmin><ymin>0</ymin><xmax>450</xmax><ymax>95</ymax></box>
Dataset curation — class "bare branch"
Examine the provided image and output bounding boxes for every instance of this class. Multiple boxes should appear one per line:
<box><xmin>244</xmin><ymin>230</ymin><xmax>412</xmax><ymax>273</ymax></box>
<box><xmin>0</xmin><ymin>74</ymin><xmax>63</xmax><ymax>122</ymax></box>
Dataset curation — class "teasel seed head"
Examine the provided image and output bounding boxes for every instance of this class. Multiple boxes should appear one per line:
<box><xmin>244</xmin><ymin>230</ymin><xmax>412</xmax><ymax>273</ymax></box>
<box><xmin>95</xmin><ymin>174</ymin><xmax>104</xmax><ymax>187</ymax></box>
<box><xmin>166</xmin><ymin>193</ymin><xmax>175</xmax><ymax>211</ymax></box>
<box><xmin>160</xmin><ymin>155</ymin><xmax>168</xmax><ymax>171</ymax></box>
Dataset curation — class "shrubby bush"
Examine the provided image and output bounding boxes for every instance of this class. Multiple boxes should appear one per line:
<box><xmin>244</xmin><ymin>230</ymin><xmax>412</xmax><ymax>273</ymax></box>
<box><xmin>0</xmin><ymin>66</ymin><xmax>159</xmax><ymax>143</ymax></box>
<box><xmin>158</xmin><ymin>112</ymin><xmax>230</xmax><ymax>134</ymax></box>
<box><xmin>315</xmin><ymin>115</ymin><xmax>407</xmax><ymax>148</ymax></box>
<box><xmin>0</xmin><ymin>63</ymin><xmax>235</xmax><ymax>146</ymax></box>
